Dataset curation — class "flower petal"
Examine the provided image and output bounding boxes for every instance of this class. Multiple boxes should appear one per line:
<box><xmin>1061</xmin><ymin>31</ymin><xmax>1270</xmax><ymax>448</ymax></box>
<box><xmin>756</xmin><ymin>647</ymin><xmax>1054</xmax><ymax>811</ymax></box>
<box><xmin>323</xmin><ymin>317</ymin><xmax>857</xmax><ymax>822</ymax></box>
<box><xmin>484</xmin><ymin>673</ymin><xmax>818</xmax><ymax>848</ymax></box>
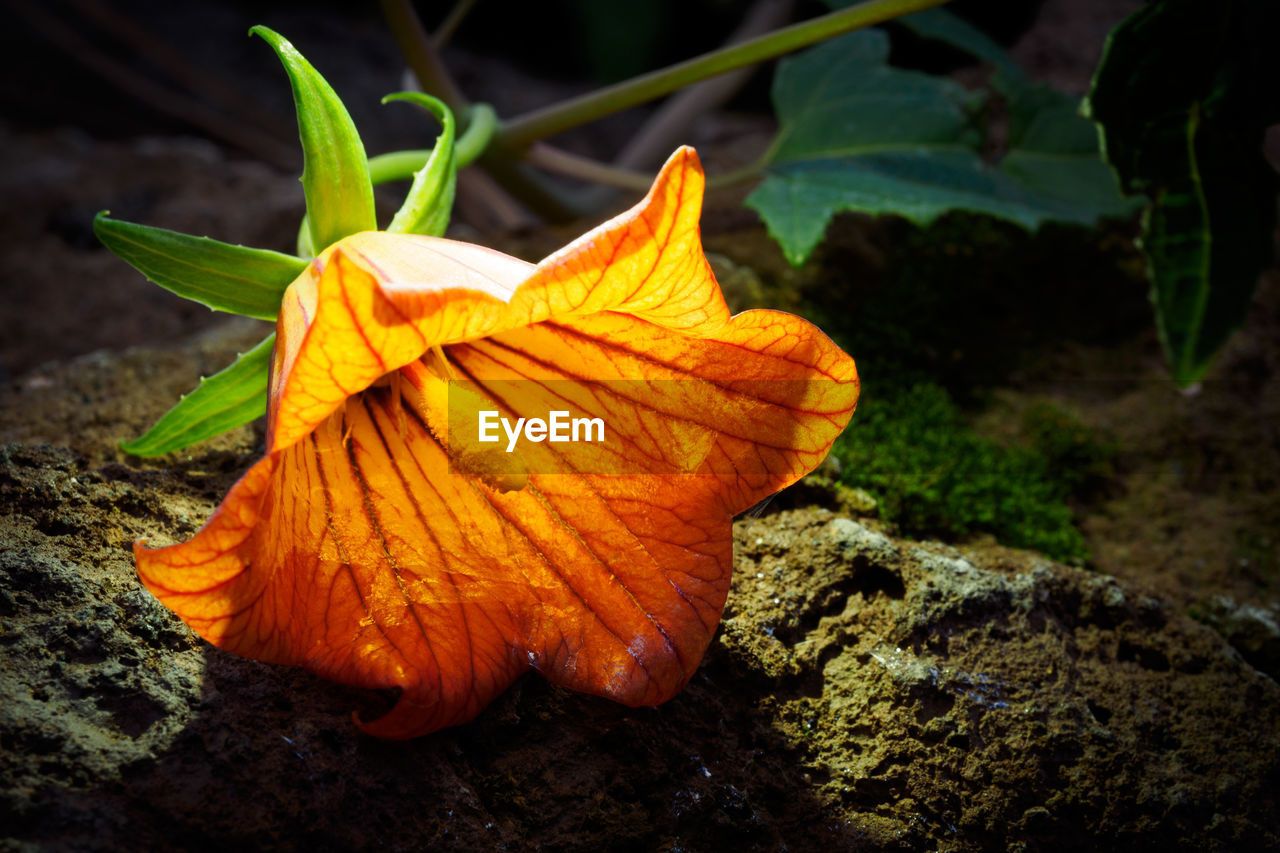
<box><xmin>268</xmin><ymin>237</ymin><xmax>528</xmax><ymax>452</ymax></box>
<box><xmin>505</xmin><ymin>146</ymin><xmax>732</xmax><ymax>333</ymax></box>
<box><xmin>135</xmin><ymin>146</ymin><xmax>860</xmax><ymax>738</ymax></box>
<box><xmin>266</xmin><ymin>147</ymin><xmax>727</xmax><ymax>454</ymax></box>
<box><xmin>137</xmin><ymin>313</ymin><xmax>855</xmax><ymax>738</ymax></box>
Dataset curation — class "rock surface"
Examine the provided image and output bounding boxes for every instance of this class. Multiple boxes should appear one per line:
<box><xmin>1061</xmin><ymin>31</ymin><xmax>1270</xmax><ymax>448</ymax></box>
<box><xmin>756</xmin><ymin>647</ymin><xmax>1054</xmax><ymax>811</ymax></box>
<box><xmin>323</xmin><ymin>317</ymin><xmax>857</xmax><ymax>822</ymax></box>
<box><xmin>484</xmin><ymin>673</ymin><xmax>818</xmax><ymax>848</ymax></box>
<box><xmin>4</xmin><ymin>1</ymin><xmax>1278</xmax><ymax>846</ymax></box>
<box><xmin>2</xmin><ymin>332</ymin><xmax>1277</xmax><ymax>852</ymax></box>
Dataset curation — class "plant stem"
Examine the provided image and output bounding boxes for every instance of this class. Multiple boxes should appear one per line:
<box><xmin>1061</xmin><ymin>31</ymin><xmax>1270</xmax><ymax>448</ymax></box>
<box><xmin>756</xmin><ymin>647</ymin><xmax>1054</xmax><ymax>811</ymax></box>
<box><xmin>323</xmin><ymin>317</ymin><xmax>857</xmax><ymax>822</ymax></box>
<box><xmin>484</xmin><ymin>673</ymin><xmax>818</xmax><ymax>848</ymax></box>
<box><xmin>432</xmin><ymin>0</ymin><xmax>477</xmax><ymax>49</ymax></box>
<box><xmin>381</xmin><ymin>0</ymin><xmax>576</xmax><ymax>219</ymax></box>
<box><xmin>367</xmin><ymin>103</ymin><xmax>498</xmax><ymax>185</ymax></box>
<box><xmin>380</xmin><ymin>0</ymin><xmax>469</xmax><ymax>114</ymax></box>
<box><xmin>368</xmin><ymin>150</ymin><xmax>433</xmax><ymax>185</ymax></box>
<box><xmin>456</xmin><ymin>104</ymin><xmax>497</xmax><ymax>165</ymax></box>
<box><xmin>495</xmin><ymin>0</ymin><xmax>951</xmax><ymax>151</ymax></box>
<box><xmin>706</xmin><ymin>158</ymin><xmax>772</xmax><ymax>191</ymax></box>
<box><xmin>525</xmin><ymin>145</ymin><xmax>655</xmax><ymax>191</ymax></box>
<box><xmin>612</xmin><ymin>0</ymin><xmax>794</xmax><ymax>172</ymax></box>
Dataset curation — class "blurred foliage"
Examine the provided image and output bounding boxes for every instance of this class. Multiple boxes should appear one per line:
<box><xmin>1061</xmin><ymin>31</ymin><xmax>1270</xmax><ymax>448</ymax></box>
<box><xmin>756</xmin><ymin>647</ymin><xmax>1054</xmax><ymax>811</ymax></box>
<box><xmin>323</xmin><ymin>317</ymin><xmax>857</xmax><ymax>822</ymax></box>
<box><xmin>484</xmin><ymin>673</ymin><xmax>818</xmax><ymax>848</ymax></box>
<box><xmin>1085</xmin><ymin>0</ymin><xmax>1280</xmax><ymax>386</ymax></box>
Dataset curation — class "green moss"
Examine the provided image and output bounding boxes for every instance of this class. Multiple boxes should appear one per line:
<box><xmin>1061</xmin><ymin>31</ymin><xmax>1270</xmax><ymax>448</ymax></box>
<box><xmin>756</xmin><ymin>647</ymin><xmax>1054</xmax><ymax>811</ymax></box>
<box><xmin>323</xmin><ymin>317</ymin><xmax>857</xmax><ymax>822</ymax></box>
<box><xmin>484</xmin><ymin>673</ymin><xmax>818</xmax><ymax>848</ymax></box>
<box><xmin>1020</xmin><ymin>401</ymin><xmax>1117</xmax><ymax>492</ymax></box>
<box><xmin>833</xmin><ymin>384</ymin><xmax>1094</xmax><ymax>564</ymax></box>
<box><xmin>778</xmin><ymin>209</ymin><xmax>1141</xmax><ymax>564</ymax></box>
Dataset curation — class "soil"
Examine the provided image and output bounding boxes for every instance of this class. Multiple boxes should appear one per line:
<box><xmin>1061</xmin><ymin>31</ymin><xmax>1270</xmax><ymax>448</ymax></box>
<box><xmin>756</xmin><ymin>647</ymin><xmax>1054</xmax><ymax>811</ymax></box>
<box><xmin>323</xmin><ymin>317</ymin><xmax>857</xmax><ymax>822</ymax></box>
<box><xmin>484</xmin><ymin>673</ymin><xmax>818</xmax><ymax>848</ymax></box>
<box><xmin>3</xmin><ymin>0</ymin><xmax>1279</xmax><ymax>850</ymax></box>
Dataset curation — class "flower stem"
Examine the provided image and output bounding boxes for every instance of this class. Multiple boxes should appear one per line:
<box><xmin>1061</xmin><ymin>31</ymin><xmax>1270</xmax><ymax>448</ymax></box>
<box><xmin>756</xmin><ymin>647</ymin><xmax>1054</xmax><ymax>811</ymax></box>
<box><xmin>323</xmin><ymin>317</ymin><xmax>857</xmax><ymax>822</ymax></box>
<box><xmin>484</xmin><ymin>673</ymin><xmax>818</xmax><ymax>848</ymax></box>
<box><xmin>432</xmin><ymin>0</ymin><xmax>477</xmax><ymax>49</ymax></box>
<box><xmin>612</xmin><ymin>0</ymin><xmax>795</xmax><ymax>172</ymax></box>
<box><xmin>367</xmin><ymin>103</ymin><xmax>497</xmax><ymax>184</ymax></box>
<box><xmin>369</xmin><ymin>150</ymin><xmax>434</xmax><ymax>185</ymax></box>
<box><xmin>525</xmin><ymin>145</ymin><xmax>655</xmax><ymax>191</ymax></box>
<box><xmin>456</xmin><ymin>104</ymin><xmax>497</xmax><ymax>165</ymax></box>
<box><xmin>494</xmin><ymin>0</ymin><xmax>952</xmax><ymax>151</ymax></box>
<box><xmin>380</xmin><ymin>0</ymin><xmax>469</xmax><ymax>114</ymax></box>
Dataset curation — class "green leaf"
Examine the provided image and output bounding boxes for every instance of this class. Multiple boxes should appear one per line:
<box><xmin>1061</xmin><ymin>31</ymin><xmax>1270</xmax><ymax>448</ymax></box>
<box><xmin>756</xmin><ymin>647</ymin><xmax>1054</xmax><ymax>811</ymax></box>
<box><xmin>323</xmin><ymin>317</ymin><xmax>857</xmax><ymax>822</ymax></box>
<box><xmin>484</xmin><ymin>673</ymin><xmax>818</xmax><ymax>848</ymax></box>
<box><xmin>1085</xmin><ymin>0</ymin><xmax>1280</xmax><ymax>386</ymax></box>
<box><xmin>383</xmin><ymin>93</ymin><xmax>457</xmax><ymax>237</ymax></box>
<box><xmin>746</xmin><ymin>151</ymin><xmax>1045</xmax><ymax>265</ymax></box>
<box><xmin>748</xmin><ymin>28</ymin><xmax>1137</xmax><ymax>266</ymax></box>
<box><xmin>252</xmin><ymin>26</ymin><xmax>375</xmax><ymax>253</ymax></box>
<box><xmin>893</xmin><ymin>6</ymin><xmax>1111</xmax><ymax>202</ymax></box>
<box><xmin>1000</xmin><ymin>82</ymin><xmax>1139</xmax><ymax>221</ymax></box>
<box><xmin>894</xmin><ymin>7</ymin><xmax>1024</xmax><ymax>83</ymax></box>
<box><xmin>121</xmin><ymin>334</ymin><xmax>274</xmax><ymax>457</ymax></box>
<box><xmin>94</xmin><ymin>214</ymin><xmax>304</xmax><ymax>320</ymax></box>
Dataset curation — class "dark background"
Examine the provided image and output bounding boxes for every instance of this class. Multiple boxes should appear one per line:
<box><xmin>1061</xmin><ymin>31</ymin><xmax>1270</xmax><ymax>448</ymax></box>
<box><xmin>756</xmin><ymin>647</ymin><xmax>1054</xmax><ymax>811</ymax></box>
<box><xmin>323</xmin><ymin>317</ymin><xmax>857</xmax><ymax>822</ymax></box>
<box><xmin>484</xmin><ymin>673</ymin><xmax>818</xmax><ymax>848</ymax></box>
<box><xmin>0</xmin><ymin>0</ymin><xmax>1069</xmax><ymax>379</ymax></box>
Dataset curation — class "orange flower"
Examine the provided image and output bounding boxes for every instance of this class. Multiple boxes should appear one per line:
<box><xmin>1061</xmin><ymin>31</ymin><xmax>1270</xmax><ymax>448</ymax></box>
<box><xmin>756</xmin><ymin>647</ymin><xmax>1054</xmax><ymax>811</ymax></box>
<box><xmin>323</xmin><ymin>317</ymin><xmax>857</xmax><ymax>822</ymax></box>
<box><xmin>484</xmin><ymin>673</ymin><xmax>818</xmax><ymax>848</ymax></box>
<box><xmin>135</xmin><ymin>148</ymin><xmax>859</xmax><ymax>738</ymax></box>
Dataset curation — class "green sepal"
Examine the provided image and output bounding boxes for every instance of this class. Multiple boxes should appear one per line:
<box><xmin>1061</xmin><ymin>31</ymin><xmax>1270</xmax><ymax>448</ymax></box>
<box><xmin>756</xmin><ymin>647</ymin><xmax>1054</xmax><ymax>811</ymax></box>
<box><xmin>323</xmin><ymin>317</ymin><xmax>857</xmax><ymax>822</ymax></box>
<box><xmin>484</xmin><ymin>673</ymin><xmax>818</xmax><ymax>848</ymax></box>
<box><xmin>252</xmin><ymin>25</ymin><xmax>376</xmax><ymax>253</ymax></box>
<box><xmin>383</xmin><ymin>93</ymin><xmax>457</xmax><ymax>237</ymax></box>
<box><xmin>295</xmin><ymin>101</ymin><xmax>497</xmax><ymax>250</ymax></box>
<box><xmin>121</xmin><ymin>333</ymin><xmax>274</xmax><ymax>456</ymax></box>
<box><xmin>296</xmin><ymin>218</ymin><xmax>315</xmax><ymax>260</ymax></box>
<box><xmin>94</xmin><ymin>213</ymin><xmax>304</xmax><ymax>320</ymax></box>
